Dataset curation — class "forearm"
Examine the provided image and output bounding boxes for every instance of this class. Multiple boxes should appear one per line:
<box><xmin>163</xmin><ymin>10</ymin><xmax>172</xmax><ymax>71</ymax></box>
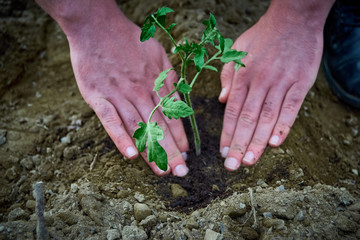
<box><xmin>264</xmin><ymin>0</ymin><xmax>336</xmax><ymax>31</ymax></box>
<box><xmin>35</xmin><ymin>0</ymin><xmax>133</xmax><ymax>38</ymax></box>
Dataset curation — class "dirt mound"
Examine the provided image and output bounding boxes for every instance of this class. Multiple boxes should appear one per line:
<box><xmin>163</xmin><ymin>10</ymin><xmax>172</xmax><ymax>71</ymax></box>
<box><xmin>0</xmin><ymin>1</ymin><xmax>359</xmax><ymax>239</ymax></box>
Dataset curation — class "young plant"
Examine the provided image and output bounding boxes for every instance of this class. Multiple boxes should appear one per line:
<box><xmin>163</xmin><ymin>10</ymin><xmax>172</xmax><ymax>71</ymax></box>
<box><xmin>133</xmin><ymin>7</ymin><xmax>247</xmax><ymax>171</ymax></box>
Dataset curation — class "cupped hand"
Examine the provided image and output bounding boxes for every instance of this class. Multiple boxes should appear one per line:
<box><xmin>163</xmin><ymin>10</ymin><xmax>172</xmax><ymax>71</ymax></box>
<box><xmin>219</xmin><ymin>9</ymin><xmax>325</xmax><ymax>171</ymax></box>
<box><xmin>66</xmin><ymin>13</ymin><xmax>189</xmax><ymax>176</ymax></box>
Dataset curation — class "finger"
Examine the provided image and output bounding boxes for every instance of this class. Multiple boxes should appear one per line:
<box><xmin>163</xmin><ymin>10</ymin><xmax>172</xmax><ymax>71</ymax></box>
<box><xmin>220</xmin><ymin>81</ymin><xmax>248</xmax><ymax>158</ymax></box>
<box><xmin>269</xmin><ymin>82</ymin><xmax>309</xmax><ymax>147</ymax></box>
<box><xmin>90</xmin><ymin>97</ymin><xmax>138</xmax><ymax>159</ymax></box>
<box><xmin>219</xmin><ymin>62</ymin><xmax>235</xmax><ymax>103</ymax></box>
<box><xmin>135</xmin><ymin>97</ymin><xmax>189</xmax><ymax>177</ymax></box>
<box><xmin>241</xmin><ymin>87</ymin><xmax>285</xmax><ymax>165</ymax></box>
<box><xmin>225</xmin><ymin>86</ymin><xmax>267</xmax><ymax>171</ymax></box>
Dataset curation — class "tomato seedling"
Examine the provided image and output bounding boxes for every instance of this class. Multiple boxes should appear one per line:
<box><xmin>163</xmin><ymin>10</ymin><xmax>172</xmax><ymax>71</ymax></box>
<box><xmin>133</xmin><ymin>7</ymin><xmax>247</xmax><ymax>171</ymax></box>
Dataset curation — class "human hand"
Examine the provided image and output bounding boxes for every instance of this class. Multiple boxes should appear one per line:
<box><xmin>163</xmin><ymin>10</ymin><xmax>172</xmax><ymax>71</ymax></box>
<box><xmin>218</xmin><ymin>0</ymin><xmax>333</xmax><ymax>171</ymax></box>
<box><xmin>63</xmin><ymin>6</ymin><xmax>189</xmax><ymax>176</ymax></box>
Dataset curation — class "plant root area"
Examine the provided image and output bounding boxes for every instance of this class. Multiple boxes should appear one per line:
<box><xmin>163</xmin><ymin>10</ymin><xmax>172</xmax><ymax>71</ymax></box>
<box><xmin>1</xmin><ymin>1</ymin><xmax>359</xmax><ymax>239</ymax></box>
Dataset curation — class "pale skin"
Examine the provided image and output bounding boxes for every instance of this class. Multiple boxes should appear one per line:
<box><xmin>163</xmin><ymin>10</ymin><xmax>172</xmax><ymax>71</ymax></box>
<box><xmin>36</xmin><ymin>0</ymin><xmax>335</xmax><ymax>176</ymax></box>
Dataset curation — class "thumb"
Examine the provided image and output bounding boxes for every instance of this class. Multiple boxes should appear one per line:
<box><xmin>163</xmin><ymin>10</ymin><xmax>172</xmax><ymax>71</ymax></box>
<box><xmin>219</xmin><ymin>62</ymin><xmax>235</xmax><ymax>103</ymax></box>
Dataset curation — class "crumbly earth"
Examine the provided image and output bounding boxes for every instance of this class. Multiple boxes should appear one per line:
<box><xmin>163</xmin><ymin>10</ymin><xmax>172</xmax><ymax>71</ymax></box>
<box><xmin>0</xmin><ymin>1</ymin><xmax>359</xmax><ymax>239</ymax></box>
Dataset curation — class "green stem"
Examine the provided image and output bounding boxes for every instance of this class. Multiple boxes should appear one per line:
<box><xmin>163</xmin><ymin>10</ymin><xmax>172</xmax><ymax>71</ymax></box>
<box><xmin>180</xmin><ymin>55</ymin><xmax>201</xmax><ymax>156</ymax></box>
<box><xmin>190</xmin><ymin>51</ymin><xmax>221</xmax><ymax>87</ymax></box>
<box><xmin>151</xmin><ymin>15</ymin><xmax>185</xmax><ymax>62</ymax></box>
<box><xmin>184</xmin><ymin>92</ymin><xmax>201</xmax><ymax>156</ymax></box>
<box><xmin>147</xmin><ymin>78</ymin><xmax>185</xmax><ymax>123</ymax></box>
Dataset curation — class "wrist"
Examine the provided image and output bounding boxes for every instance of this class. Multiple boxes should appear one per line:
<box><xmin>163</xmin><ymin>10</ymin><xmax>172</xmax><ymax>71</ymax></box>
<box><xmin>263</xmin><ymin>0</ymin><xmax>336</xmax><ymax>32</ymax></box>
<box><xmin>36</xmin><ymin>0</ymin><xmax>135</xmax><ymax>39</ymax></box>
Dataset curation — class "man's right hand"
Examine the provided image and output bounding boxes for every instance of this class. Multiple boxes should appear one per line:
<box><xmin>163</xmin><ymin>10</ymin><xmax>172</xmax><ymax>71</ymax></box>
<box><xmin>36</xmin><ymin>0</ymin><xmax>190</xmax><ymax>176</ymax></box>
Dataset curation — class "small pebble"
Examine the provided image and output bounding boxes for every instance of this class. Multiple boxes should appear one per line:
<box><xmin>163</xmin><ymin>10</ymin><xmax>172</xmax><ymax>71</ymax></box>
<box><xmin>204</xmin><ymin>229</ymin><xmax>220</xmax><ymax>240</ymax></box>
<box><xmin>275</xmin><ymin>185</ymin><xmax>285</xmax><ymax>192</ymax></box>
<box><xmin>134</xmin><ymin>203</ymin><xmax>152</xmax><ymax>221</ymax></box>
<box><xmin>171</xmin><ymin>184</ymin><xmax>188</xmax><ymax>198</ymax></box>
<box><xmin>134</xmin><ymin>192</ymin><xmax>145</xmax><ymax>202</ymax></box>
<box><xmin>106</xmin><ymin>229</ymin><xmax>120</xmax><ymax>240</ymax></box>
<box><xmin>263</xmin><ymin>212</ymin><xmax>273</xmax><ymax>218</ymax></box>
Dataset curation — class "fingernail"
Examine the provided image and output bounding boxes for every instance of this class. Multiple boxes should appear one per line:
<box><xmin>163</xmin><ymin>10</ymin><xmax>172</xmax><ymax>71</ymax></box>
<box><xmin>174</xmin><ymin>164</ymin><xmax>189</xmax><ymax>177</ymax></box>
<box><xmin>221</xmin><ymin>147</ymin><xmax>229</xmax><ymax>158</ymax></box>
<box><xmin>269</xmin><ymin>135</ymin><xmax>279</xmax><ymax>145</ymax></box>
<box><xmin>224</xmin><ymin>157</ymin><xmax>239</xmax><ymax>170</ymax></box>
<box><xmin>126</xmin><ymin>146</ymin><xmax>137</xmax><ymax>158</ymax></box>
<box><xmin>243</xmin><ymin>151</ymin><xmax>254</xmax><ymax>164</ymax></box>
<box><xmin>156</xmin><ymin>165</ymin><xmax>169</xmax><ymax>174</ymax></box>
<box><xmin>181</xmin><ymin>152</ymin><xmax>188</xmax><ymax>161</ymax></box>
<box><xmin>219</xmin><ymin>88</ymin><xmax>227</xmax><ymax>100</ymax></box>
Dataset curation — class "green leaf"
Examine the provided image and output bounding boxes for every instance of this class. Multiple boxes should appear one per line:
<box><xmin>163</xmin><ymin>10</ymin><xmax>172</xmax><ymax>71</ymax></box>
<box><xmin>209</xmin><ymin>13</ymin><xmax>216</xmax><ymax>28</ymax></box>
<box><xmin>219</xmin><ymin>35</ymin><xmax>225</xmax><ymax>53</ymax></box>
<box><xmin>178</xmin><ymin>82</ymin><xmax>192</xmax><ymax>94</ymax></box>
<box><xmin>223</xmin><ymin>38</ymin><xmax>234</xmax><ymax>52</ymax></box>
<box><xmin>148</xmin><ymin>122</ymin><xmax>164</xmax><ymax>141</ymax></box>
<box><xmin>153</xmin><ymin>68</ymin><xmax>174</xmax><ymax>92</ymax></box>
<box><xmin>162</xmin><ymin>97</ymin><xmax>194</xmax><ymax>119</ymax></box>
<box><xmin>203</xmin><ymin>65</ymin><xmax>218</xmax><ymax>72</ymax></box>
<box><xmin>194</xmin><ymin>47</ymin><xmax>208</xmax><ymax>72</ymax></box>
<box><xmin>220</xmin><ymin>49</ymin><xmax>247</xmax><ymax>63</ymax></box>
<box><xmin>202</xmin><ymin>13</ymin><xmax>220</xmax><ymax>44</ymax></box>
<box><xmin>156</xmin><ymin>7</ymin><xmax>174</xmax><ymax>16</ymax></box>
<box><xmin>202</xmin><ymin>13</ymin><xmax>217</xmax><ymax>28</ymax></box>
<box><xmin>133</xmin><ymin>122</ymin><xmax>148</xmax><ymax>152</ymax></box>
<box><xmin>140</xmin><ymin>23</ymin><xmax>156</xmax><ymax>42</ymax></box>
<box><xmin>234</xmin><ymin>62</ymin><xmax>246</xmax><ymax>71</ymax></box>
<box><xmin>147</xmin><ymin>122</ymin><xmax>167</xmax><ymax>171</ymax></box>
<box><xmin>148</xmin><ymin>140</ymin><xmax>167</xmax><ymax>170</ymax></box>
<box><xmin>166</xmin><ymin>23</ymin><xmax>177</xmax><ymax>32</ymax></box>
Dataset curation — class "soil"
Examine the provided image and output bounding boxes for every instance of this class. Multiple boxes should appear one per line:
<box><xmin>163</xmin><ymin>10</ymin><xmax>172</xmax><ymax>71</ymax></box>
<box><xmin>1</xmin><ymin>0</ymin><xmax>360</xmax><ymax>239</ymax></box>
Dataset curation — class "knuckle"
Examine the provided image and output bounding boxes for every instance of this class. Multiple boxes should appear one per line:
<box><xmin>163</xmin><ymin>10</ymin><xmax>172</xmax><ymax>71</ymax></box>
<box><xmin>239</xmin><ymin>112</ymin><xmax>257</xmax><ymax>127</ymax></box>
<box><xmin>260</xmin><ymin>102</ymin><xmax>275</xmax><ymax>123</ymax></box>
<box><xmin>225</xmin><ymin>104</ymin><xmax>240</xmax><ymax>120</ymax></box>
<box><xmin>250</xmin><ymin>138</ymin><xmax>264</xmax><ymax>146</ymax></box>
<box><xmin>231</xmin><ymin>143</ymin><xmax>246</xmax><ymax>155</ymax></box>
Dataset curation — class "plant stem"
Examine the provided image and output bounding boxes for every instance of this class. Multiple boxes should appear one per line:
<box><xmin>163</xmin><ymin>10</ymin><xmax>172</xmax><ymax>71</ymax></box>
<box><xmin>151</xmin><ymin>14</ymin><xmax>204</xmax><ymax>156</ymax></box>
<box><xmin>147</xmin><ymin>78</ymin><xmax>184</xmax><ymax>123</ymax></box>
<box><xmin>151</xmin><ymin>15</ymin><xmax>185</xmax><ymax>62</ymax></box>
<box><xmin>190</xmin><ymin>51</ymin><xmax>221</xmax><ymax>87</ymax></box>
<box><xmin>184</xmin><ymin>92</ymin><xmax>201</xmax><ymax>155</ymax></box>
<box><xmin>180</xmin><ymin>56</ymin><xmax>201</xmax><ymax>155</ymax></box>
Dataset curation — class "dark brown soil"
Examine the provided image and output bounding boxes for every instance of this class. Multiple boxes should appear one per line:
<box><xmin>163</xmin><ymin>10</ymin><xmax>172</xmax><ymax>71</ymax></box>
<box><xmin>1</xmin><ymin>1</ymin><xmax>359</xmax><ymax>239</ymax></box>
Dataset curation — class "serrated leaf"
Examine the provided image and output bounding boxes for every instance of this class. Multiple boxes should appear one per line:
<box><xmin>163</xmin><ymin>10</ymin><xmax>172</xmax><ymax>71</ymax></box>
<box><xmin>148</xmin><ymin>140</ymin><xmax>167</xmax><ymax>170</ymax></box>
<box><xmin>140</xmin><ymin>23</ymin><xmax>156</xmax><ymax>42</ymax></box>
<box><xmin>147</xmin><ymin>122</ymin><xmax>167</xmax><ymax>171</ymax></box>
<box><xmin>203</xmin><ymin>65</ymin><xmax>218</xmax><ymax>72</ymax></box>
<box><xmin>219</xmin><ymin>35</ymin><xmax>225</xmax><ymax>53</ymax></box>
<box><xmin>162</xmin><ymin>97</ymin><xmax>194</xmax><ymax>120</ymax></box>
<box><xmin>209</xmin><ymin>13</ymin><xmax>216</xmax><ymax>28</ymax></box>
<box><xmin>153</xmin><ymin>68</ymin><xmax>174</xmax><ymax>92</ymax></box>
<box><xmin>133</xmin><ymin>122</ymin><xmax>148</xmax><ymax>152</ymax></box>
<box><xmin>223</xmin><ymin>38</ymin><xmax>234</xmax><ymax>52</ymax></box>
<box><xmin>194</xmin><ymin>47</ymin><xmax>208</xmax><ymax>72</ymax></box>
<box><xmin>166</xmin><ymin>23</ymin><xmax>177</xmax><ymax>32</ymax></box>
<box><xmin>156</xmin><ymin>7</ymin><xmax>174</xmax><ymax>16</ymax></box>
<box><xmin>148</xmin><ymin>122</ymin><xmax>164</xmax><ymax>141</ymax></box>
<box><xmin>234</xmin><ymin>62</ymin><xmax>246</xmax><ymax>71</ymax></box>
<box><xmin>178</xmin><ymin>82</ymin><xmax>192</xmax><ymax>94</ymax></box>
<box><xmin>220</xmin><ymin>49</ymin><xmax>247</xmax><ymax>63</ymax></box>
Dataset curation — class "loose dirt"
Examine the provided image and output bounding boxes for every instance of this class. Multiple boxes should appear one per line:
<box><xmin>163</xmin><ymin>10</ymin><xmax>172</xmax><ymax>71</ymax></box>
<box><xmin>1</xmin><ymin>1</ymin><xmax>359</xmax><ymax>239</ymax></box>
